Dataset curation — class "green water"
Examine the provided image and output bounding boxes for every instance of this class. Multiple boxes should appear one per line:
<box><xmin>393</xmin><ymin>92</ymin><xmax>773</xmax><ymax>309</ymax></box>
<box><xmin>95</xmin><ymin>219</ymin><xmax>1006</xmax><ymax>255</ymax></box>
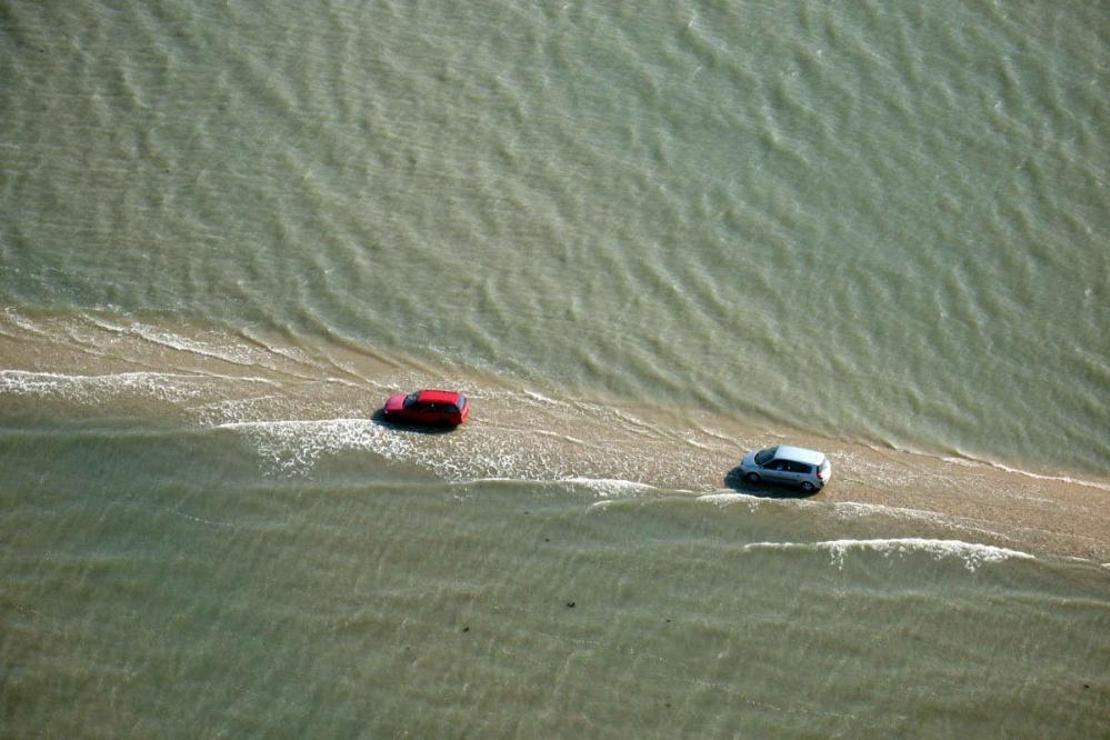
<box><xmin>1</xmin><ymin>1</ymin><xmax>1108</xmax><ymax>735</ymax></box>
<box><xmin>3</xmin><ymin>0</ymin><xmax>1106</xmax><ymax>471</ymax></box>
<box><xmin>3</xmin><ymin>421</ymin><xmax>1107</xmax><ymax>736</ymax></box>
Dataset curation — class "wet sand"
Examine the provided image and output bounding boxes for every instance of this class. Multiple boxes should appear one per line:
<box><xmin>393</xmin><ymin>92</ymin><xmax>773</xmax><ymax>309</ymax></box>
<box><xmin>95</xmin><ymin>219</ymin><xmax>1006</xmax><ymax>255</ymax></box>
<box><xmin>2</xmin><ymin>310</ymin><xmax>1107</xmax><ymax>563</ymax></box>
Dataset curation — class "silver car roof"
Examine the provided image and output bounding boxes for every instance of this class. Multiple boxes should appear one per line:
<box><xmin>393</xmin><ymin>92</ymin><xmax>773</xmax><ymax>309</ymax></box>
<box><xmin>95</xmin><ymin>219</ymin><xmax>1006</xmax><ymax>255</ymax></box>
<box><xmin>774</xmin><ymin>445</ymin><xmax>827</xmax><ymax>465</ymax></box>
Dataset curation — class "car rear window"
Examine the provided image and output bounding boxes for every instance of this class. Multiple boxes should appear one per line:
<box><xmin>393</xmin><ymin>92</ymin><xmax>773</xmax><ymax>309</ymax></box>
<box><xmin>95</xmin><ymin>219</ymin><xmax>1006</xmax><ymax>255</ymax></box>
<box><xmin>455</xmin><ymin>394</ymin><xmax>467</xmax><ymax>411</ymax></box>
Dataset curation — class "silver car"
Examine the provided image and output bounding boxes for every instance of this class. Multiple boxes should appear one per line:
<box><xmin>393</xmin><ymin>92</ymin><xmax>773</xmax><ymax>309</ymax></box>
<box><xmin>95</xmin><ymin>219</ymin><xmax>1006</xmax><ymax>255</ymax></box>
<box><xmin>739</xmin><ymin>445</ymin><xmax>831</xmax><ymax>493</ymax></box>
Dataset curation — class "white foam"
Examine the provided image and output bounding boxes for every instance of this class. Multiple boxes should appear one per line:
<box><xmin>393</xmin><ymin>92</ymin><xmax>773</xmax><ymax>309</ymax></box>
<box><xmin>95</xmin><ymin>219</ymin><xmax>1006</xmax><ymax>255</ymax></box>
<box><xmin>741</xmin><ymin>538</ymin><xmax>1034</xmax><ymax>572</ymax></box>
<box><xmin>187</xmin><ymin>394</ymin><xmax>285</xmax><ymax>426</ymax></box>
<box><xmin>696</xmin><ymin>426</ymin><xmax>740</xmax><ymax>444</ymax></box>
<box><xmin>2</xmin><ymin>308</ymin><xmax>44</xmax><ymax>334</ymax></box>
<box><xmin>696</xmin><ymin>492</ymin><xmax>769</xmax><ymax>512</ymax></box>
<box><xmin>681</xmin><ymin>434</ymin><xmax>715</xmax><ymax>451</ymax></box>
<box><xmin>451</xmin><ymin>477</ymin><xmax>523</xmax><ymax>486</ymax></box>
<box><xmin>214</xmin><ymin>418</ymin><xmax>412</xmax><ymax>475</ymax></box>
<box><xmin>832</xmin><ymin>501</ymin><xmax>954</xmax><ymax>527</ymax></box>
<box><xmin>831</xmin><ymin>502</ymin><xmax>1024</xmax><ymax>543</ymax></box>
<box><xmin>238</xmin><ymin>329</ymin><xmax>317</xmax><ymax>368</ymax></box>
<box><xmin>558</xmin><ymin>477</ymin><xmax>655</xmax><ymax>497</ymax></box>
<box><xmin>979</xmin><ymin>459</ymin><xmax>1110</xmax><ymax>492</ymax></box>
<box><xmin>188</xmin><ymin>371</ymin><xmax>280</xmax><ymax>386</ymax></box>
<box><xmin>868</xmin><ymin>441</ymin><xmax>1110</xmax><ymax>492</ymax></box>
<box><xmin>0</xmin><ymin>369</ymin><xmax>210</xmax><ymax>403</ymax></box>
<box><xmin>523</xmin><ymin>389</ymin><xmax>557</xmax><ymax>404</ymax></box>
<box><xmin>89</xmin><ymin>318</ymin><xmax>258</xmax><ymax>367</ymax></box>
<box><xmin>532</xmin><ymin>429</ymin><xmax>588</xmax><ymax>446</ymax></box>
<box><xmin>697</xmin><ymin>492</ymin><xmax>755</xmax><ymax>505</ymax></box>
<box><xmin>217</xmin><ymin>417</ymin><xmax>506</xmax><ymax>481</ymax></box>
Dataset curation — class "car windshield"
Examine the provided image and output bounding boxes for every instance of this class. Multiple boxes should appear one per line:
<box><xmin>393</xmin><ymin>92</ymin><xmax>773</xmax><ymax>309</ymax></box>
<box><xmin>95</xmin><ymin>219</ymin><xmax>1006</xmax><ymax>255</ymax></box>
<box><xmin>754</xmin><ymin>447</ymin><xmax>776</xmax><ymax>465</ymax></box>
<box><xmin>455</xmin><ymin>394</ymin><xmax>467</xmax><ymax>411</ymax></box>
<box><xmin>403</xmin><ymin>392</ymin><xmax>420</xmax><ymax>408</ymax></box>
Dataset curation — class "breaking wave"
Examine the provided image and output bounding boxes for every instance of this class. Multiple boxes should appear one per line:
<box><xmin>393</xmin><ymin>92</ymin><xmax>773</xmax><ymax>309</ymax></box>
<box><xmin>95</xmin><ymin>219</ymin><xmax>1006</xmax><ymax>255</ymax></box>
<box><xmin>741</xmin><ymin>538</ymin><xmax>1034</xmax><ymax>572</ymax></box>
<box><xmin>557</xmin><ymin>477</ymin><xmax>656</xmax><ymax>497</ymax></box>
<box><xmin>0</xmin><ymin>369</ymin><xmax>226</xmax><ymax>404</ymax></box>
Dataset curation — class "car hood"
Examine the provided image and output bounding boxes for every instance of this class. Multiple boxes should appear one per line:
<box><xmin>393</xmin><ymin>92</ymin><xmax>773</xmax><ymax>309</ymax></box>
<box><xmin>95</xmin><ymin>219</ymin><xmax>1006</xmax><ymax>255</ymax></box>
<box><xmin>739</xmin><ymin>450</ymin><xmax>757</xmax><ymax>468</ymax></box>
<box><xmin>384</xmin><ymin>394</ymin><xmax>406</xmax><ymax>413</ymax></box>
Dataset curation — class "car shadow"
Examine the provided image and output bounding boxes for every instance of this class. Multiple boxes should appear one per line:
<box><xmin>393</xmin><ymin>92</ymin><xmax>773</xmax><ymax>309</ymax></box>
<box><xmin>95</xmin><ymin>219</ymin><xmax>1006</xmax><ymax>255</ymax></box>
<box><xmin>723</xmin><ymin>467</ymin><xmax>820</xmax><ymax>499</ymax></box>
<box><xmin>370</xmin><ymin>408</ymin><xmax>461</xmax><ymax>435</ymax></box>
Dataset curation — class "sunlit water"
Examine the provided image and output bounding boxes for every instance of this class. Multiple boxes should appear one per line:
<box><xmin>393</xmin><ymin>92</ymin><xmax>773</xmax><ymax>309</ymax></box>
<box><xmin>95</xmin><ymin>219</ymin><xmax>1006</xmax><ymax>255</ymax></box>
<box><xmin>1</xmin><ymin>1</ymin><xmax>1107</xmax><ymax>735</ymax></box>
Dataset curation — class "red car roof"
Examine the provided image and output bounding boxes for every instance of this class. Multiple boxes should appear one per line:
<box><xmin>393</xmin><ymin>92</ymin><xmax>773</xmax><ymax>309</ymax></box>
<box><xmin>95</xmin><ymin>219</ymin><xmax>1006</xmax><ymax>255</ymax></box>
<box><xmin>416</xmin><ymin>389</ymin><xmax>464</xmax><ymax>404</ymax></box>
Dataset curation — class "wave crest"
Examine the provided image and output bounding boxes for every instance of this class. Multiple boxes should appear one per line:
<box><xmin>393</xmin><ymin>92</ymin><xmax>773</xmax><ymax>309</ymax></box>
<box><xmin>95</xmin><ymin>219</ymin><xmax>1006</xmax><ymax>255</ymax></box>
<box><xmin>742</xmin><ymin>538</ymin><xmax>1034</xmax><ymax>571</ymax></box>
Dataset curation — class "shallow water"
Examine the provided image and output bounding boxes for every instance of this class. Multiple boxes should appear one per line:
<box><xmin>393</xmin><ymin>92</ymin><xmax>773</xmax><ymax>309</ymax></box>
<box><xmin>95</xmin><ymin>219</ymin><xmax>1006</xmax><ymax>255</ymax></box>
<box><xmin>3</xmin><ymin>412</ymin><xmax>1108</xmax><ymax>736</ymax></box>
<box><xmin>1</xmin><ymin>1</ymin><xmax>1108</xmax><ymax>735</ymax></box>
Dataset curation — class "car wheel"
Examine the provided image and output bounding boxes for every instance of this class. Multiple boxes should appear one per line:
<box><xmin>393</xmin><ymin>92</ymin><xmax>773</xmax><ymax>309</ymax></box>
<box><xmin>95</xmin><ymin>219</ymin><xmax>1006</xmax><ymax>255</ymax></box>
<box><xmin>745</xmin><ymin>472</ymin><xmax>760</xmax><ymax>484</ymax></box>
<box><xmin>800</xmin><ymin>481</ymin><xmax>815</xmax><ymax>493</ymax></box>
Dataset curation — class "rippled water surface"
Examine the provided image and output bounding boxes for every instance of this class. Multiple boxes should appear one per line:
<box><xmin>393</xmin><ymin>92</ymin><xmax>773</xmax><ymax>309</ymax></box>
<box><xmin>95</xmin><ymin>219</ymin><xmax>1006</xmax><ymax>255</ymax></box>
<box><xmin>1</xmin><ymin>1</ymin><xmax>1107</xmax><ymax>735</ymax></box>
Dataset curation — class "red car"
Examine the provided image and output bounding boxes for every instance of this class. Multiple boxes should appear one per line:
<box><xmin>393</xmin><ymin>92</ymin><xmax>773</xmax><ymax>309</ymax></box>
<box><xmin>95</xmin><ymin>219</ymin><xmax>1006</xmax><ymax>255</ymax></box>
<box><xmin>382</xmin><ymin>389</ymin><xmax>470</xmax><ymax>427</ymax></box>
